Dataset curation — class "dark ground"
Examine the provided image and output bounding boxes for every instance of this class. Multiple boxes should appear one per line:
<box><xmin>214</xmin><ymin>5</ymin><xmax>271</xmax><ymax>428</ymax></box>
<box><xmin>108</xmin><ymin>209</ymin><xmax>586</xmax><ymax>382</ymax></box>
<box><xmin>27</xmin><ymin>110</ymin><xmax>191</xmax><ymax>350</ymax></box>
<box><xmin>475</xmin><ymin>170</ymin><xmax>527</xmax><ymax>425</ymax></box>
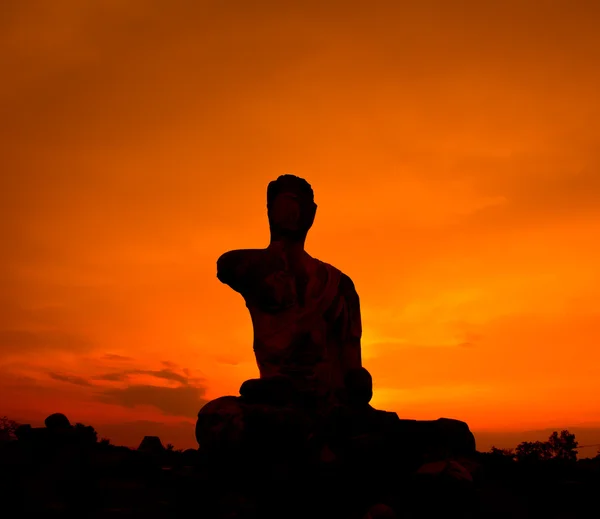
<box><xmin>1</xmin><ymin>439</ymin><xmax>599</xmax><ymax>518</ymax></box>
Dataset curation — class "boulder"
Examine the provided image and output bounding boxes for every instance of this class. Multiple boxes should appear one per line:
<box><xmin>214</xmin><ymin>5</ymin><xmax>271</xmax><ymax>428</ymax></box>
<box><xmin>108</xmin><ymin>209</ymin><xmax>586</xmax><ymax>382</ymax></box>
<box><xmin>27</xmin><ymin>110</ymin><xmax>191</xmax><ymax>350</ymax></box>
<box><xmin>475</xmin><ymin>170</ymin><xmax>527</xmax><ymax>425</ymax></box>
<box><xmin>45</xmin><ymin>413</ymin><xmax>71</xmax><ymax>430</ymax></box>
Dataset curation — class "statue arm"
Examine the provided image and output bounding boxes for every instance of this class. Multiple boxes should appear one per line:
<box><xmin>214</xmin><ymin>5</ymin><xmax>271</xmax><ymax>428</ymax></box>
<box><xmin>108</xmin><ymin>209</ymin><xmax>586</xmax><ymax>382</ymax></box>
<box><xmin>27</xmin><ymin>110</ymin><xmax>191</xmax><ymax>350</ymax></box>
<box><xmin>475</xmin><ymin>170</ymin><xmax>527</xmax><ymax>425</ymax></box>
<box><xmin>216</xmin><ymin>250</ymin><xmax>254</xmax><ymax>294</ymax></box>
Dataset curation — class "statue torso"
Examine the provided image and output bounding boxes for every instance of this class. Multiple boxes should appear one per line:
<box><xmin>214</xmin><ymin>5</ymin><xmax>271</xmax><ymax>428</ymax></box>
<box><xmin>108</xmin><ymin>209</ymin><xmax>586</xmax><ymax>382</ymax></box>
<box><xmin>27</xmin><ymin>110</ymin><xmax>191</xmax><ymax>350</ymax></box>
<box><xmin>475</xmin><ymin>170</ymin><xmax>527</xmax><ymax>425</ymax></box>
<box><xmin>221</xmin><ymin>247</ymin><xmax>348</xmax><ymax>397</ymax></box>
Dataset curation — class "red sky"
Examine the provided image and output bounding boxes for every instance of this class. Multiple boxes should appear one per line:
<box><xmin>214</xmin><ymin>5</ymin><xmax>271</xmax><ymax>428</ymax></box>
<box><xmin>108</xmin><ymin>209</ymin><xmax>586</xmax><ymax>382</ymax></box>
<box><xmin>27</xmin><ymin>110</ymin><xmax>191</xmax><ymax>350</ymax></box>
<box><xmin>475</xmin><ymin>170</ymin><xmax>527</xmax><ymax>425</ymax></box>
<box><xmin>1</xmin><ymin>0</ymin><xmax>600</xmax><ymax>456</ymax></box>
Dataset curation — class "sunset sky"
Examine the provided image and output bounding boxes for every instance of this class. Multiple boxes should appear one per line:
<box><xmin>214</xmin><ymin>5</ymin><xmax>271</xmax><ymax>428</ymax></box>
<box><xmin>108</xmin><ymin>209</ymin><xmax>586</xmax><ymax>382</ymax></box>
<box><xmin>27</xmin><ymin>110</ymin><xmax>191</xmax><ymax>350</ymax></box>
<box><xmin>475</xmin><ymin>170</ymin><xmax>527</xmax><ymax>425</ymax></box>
<box><xmin>2</xmin><ymin>0</ymin><xmax>600</xmax><ymax>455</ymax></box>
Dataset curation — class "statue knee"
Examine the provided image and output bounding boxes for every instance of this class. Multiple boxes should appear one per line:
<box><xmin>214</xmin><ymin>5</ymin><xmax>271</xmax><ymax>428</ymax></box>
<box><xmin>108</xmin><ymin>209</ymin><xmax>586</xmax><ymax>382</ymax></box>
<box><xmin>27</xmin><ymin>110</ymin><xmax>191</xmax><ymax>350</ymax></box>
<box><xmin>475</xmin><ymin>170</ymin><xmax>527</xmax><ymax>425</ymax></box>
<box><xmin>195</xmin><ymin>396</ymin><xmax>246</xmax><ymax>451</ymax></box>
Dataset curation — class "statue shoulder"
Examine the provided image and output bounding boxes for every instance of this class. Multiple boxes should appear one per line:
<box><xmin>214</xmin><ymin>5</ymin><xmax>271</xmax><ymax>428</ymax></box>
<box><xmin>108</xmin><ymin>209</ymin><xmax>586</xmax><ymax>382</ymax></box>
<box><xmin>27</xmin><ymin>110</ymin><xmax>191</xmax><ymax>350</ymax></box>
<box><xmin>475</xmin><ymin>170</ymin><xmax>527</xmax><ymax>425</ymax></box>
<box><xmin>337</xmin><ymin>273</ymin><xmax>360</xmax><ymax>306</ymax></box>
<box><xmin>312</xmin><ymin>258</ymin><xmax>341</xmax><ymax>277</ymax></box>
<box><xmin>216</xmin><ymin>248</ymin><xmax>266</xmax><ymax>284</ymax></box>
<box><xmin>217</xmin><ymin>248</ymin><xmax>262</xmax><ymax>265</ymax></box>
<box><xmin>314</xmin><ymin>259</ymin><xmax>357</xmax><ymax>294</ymax></box>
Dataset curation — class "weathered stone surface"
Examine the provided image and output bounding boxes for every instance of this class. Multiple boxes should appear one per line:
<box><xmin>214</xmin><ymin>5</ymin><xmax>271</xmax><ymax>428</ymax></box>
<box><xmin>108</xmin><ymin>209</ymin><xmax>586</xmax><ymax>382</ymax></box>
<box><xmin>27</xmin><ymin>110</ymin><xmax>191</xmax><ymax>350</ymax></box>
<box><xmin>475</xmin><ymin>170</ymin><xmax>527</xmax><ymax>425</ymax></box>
<box><xmin>214</xmin><ymin>174</ymin><xmax>363</xmax><ymax>406</ymax></box>
<box><xmin>196</xmin><ymin>396</ymin><xmax>246</xmax><ymax>454</ymax></box>
<box><xmin>194</xmin><ymin>175</ymin><xmax>478</xmax><ymax>518</ymax></box>
<box><xmin>395</xmin><ymin>418</ymin><xmax>477</xmax><ymax>460</ymax></box>
<box><xmin>196</xmin><ymin>390</ymin><xmax>317</xmax><ymax>464</ymax></box>
<box><xmin>196</xmin><ymin>175</ymin><xmax>372</xmax><ymax>456</ymax></box>
<box><xmin>45</xmin><ymin>413</ymin><xmax>71</xmax><ymax>430</ymax></box>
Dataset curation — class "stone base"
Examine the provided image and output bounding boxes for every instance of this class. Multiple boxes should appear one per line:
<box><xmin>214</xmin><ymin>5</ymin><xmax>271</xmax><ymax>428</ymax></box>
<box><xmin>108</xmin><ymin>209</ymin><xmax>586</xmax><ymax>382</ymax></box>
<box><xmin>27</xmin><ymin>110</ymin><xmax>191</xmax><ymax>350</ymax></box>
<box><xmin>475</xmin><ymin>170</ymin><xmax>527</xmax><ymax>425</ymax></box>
<box><xmin>196</xmin><ymin>381</ymin><xmax>476</xmax><ymax>465</ymax></box>
<box><xmin>393</xmin><ymin>416</ymin><xmax>477</xmax><ymax>460</ymax></box>
<box><xmin>195</xmin><ymin>378</ymin><xmax>478</xmax><ymax>518</ymax></box>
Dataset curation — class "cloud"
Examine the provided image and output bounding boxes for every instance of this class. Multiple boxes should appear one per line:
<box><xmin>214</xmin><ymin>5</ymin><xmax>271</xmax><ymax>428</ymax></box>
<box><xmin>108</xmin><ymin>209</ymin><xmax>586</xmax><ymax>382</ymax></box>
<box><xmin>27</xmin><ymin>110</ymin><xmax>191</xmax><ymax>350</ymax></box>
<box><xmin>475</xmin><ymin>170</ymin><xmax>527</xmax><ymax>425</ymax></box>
<box><xmin>0</xmin><ymin>329</ymin><xmax>92</xmax><ymax>356</ymax></box>
<box><xmin>0</xmin><ymin>371</ymin><xmax>42</xmax><ymax>389</ymax></box>
<box><xmin>102</xmin><ymin>353</ymin><xmax>133</xmax><ymax>361</ymax></box>
<box><xmin>145</xmin><ymin>368</ymin><xmax>188</xmax><ymax>385</ymax></box>
<box><xmin>214</xmin><ymin>356</ymin><xmax>240</xmax><ymax>366</ymax></box>
<box><xmin>48</xmin><ymin>372</ymin><xmax>93</xmax><ymax>387</ymax></box>
<box><xmin>92</xmin><ymin>368</ymin><xmax>190</xmax><ymax>385</ymax></box>
<box><xmin>97</xmin><ymin>384</ymin><xmax>207</xmax><ymax>418</ymax></box>
<box><xmin>93</xmin><ymin>372</ymin><xmax>128</xmax><ymax>382</ymax></box>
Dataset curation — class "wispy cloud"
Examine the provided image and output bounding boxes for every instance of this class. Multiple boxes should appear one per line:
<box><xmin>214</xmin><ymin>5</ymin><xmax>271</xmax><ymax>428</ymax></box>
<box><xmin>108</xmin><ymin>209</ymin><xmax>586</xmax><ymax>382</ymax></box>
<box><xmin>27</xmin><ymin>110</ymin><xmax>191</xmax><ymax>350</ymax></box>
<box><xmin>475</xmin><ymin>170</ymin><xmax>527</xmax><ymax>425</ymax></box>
<box><xmin>97</xmin><ymin>384</ymin><xmax>207</xmax><ymax>417</ymax></box>
<box><xmin>93</xmin><ymin>372</ymin><xmax>128</xmax><ymax>382</ymax></box>
<box><xmin>102</xmin><ymin>353</ymin><xmax>134</xmax><ymax>362</ymax></box>
<box><xmin>48</xmin><ymin>372</ymin><xmax>92</xmax><ymax>387</ymax></box>
<box><xmin>92</xmin><ymin>367</ymin><xmax>190</xmax><ymax>385</ymax></box>
<box><xmin>0</xmin><ymin>330</ymin><xmax>92</xmax><ymax>356</ymax></box>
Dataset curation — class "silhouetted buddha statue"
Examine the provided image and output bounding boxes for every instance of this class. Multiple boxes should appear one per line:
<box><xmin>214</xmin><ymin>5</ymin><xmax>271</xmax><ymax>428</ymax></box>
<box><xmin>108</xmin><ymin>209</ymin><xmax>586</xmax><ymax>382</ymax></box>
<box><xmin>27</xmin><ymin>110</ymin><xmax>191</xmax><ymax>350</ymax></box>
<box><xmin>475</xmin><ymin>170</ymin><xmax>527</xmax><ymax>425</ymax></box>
<box><xmin>196</xmin><ymin>175</ymin><xmax>368</xmax><ymax>453</ymax></box>
<box><xmin>195</xmin><ymin>176</ymin><xmax>477</xmax><ymax>518</ymax></box>
<box><xmin>195</xmin><ymin>174</ymin><xmax>476</xmax><ymax>482</ymax></box>
<box><xmin>220</xmin><ymin>175</ymin><xmax>362</xmax><ymax>403</ymax></box>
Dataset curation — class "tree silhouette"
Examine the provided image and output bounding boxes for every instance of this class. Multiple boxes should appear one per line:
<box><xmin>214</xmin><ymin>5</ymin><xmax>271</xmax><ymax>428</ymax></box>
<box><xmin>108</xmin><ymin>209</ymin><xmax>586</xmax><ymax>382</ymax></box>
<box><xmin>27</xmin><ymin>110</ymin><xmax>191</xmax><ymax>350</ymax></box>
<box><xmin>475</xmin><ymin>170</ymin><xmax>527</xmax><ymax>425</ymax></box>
<box><xmin>547</xmin><ymin>430</ymin><xmax>578</xmax><ymax>461</ymax></box>
<box><xmin>489</xmin><ymin>446</ymin><xmax>515</xmax><ymax>459</ymax></box>
<box><xmin>0</xmin><ymin>416</ymin><xmax>20</xmax><ymax>441</ymax></box>
<box><xmin>514</xmin><ymin>430</ymin><xmax>578</xmax><ymax>462</ymax></box>
<box><xmin>515</xmin><ymin>440</ymin><xmax>552</xmax><ymax>462</ymax></box>
<box><xmin>74</xmin><ymin>422</ymin><xmax>98</xmax><ymax>444</ymax></box>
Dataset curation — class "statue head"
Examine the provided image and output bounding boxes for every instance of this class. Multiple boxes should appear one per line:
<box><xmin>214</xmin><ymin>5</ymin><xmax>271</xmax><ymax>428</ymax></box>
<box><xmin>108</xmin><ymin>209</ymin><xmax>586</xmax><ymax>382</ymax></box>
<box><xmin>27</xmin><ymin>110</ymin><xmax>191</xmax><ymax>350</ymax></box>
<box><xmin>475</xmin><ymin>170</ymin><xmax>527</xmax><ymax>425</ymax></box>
<box><xmin>267</xmin><ymin>174</ymin><xmax>317</xmax><ymax>241</ymax></box>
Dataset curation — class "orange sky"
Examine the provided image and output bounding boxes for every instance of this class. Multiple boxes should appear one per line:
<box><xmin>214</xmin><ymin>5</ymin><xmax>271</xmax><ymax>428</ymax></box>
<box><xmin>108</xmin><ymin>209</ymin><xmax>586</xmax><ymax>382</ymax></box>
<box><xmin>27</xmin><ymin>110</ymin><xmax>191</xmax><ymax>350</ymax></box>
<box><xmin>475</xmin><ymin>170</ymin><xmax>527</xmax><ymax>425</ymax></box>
<box><xmin>1</xmin><ymin>0</ymin><xmax>600</xmax><ymax>455</ymax></box>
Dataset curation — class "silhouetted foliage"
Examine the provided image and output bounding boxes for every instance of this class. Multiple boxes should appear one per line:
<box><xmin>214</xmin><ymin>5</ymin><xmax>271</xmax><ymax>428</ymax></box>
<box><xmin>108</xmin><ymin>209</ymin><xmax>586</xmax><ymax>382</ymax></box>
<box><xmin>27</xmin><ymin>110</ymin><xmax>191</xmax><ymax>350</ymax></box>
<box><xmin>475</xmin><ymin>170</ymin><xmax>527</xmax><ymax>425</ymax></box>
<box><xmin>514</xmin><ymin>430</ymin><xmax>578</xmax><ymax>463</ymax></box>
<box><xmin>548</xmin><ymin>430</ymin><xmax>578</xmax><ymax>461</ymax></box>
<box><xmin>0</xmin><ymin>416</ymin><xmax>20</xmax><ymax>441</ymax></box>
<box><xmin>74</xmin><ymin>422</ymin><xmax>99</xmax><ymax>443</ymax></box>
<box><xmin>489</xmin><ymin>446</ymin><xmax>515</xmax><ymax>460</ymax></box>
<box><xmin>515</xmin><ymin>440</ymin><xmax>553</xmax><ymax>462</ymax></box>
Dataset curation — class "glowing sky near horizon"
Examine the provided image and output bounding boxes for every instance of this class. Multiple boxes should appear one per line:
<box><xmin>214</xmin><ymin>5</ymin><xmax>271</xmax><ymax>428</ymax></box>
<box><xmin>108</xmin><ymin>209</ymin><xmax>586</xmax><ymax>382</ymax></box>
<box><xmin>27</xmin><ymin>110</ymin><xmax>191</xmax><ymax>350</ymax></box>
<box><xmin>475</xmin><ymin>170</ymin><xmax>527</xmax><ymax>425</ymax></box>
<box><xmin>1</xmin><ymin>0</ymin><xmax>600</xmax><ymax>451</ymax></box>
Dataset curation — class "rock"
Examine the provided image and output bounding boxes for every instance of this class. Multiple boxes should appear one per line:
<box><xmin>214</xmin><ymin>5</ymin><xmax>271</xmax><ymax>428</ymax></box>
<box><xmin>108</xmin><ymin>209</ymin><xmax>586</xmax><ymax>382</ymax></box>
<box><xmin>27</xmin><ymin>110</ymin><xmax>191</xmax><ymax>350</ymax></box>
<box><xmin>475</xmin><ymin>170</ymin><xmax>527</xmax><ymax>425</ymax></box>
<box><xmin>196</xmin><ymin>396</ymin><xmax>246</xmax><ymax>454</ymax></box>
<box><xmin>239</xmin><ymin>376</ymin><xmax>297</xmax><ymax>406</ymax></box>
<box><xmin>45</xmin><ymin>413</ymin><xmax>71</xmax><ymax>429</ymax></box>
<box><xmin>394</xmin><ymin>417</ymin><xmax>476</xmax><ymax>461</ymax></box>
<box><xmin>197</xmin><ymin>394</ymin><xmax>316</xmax><ymax>467</ymax></box>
